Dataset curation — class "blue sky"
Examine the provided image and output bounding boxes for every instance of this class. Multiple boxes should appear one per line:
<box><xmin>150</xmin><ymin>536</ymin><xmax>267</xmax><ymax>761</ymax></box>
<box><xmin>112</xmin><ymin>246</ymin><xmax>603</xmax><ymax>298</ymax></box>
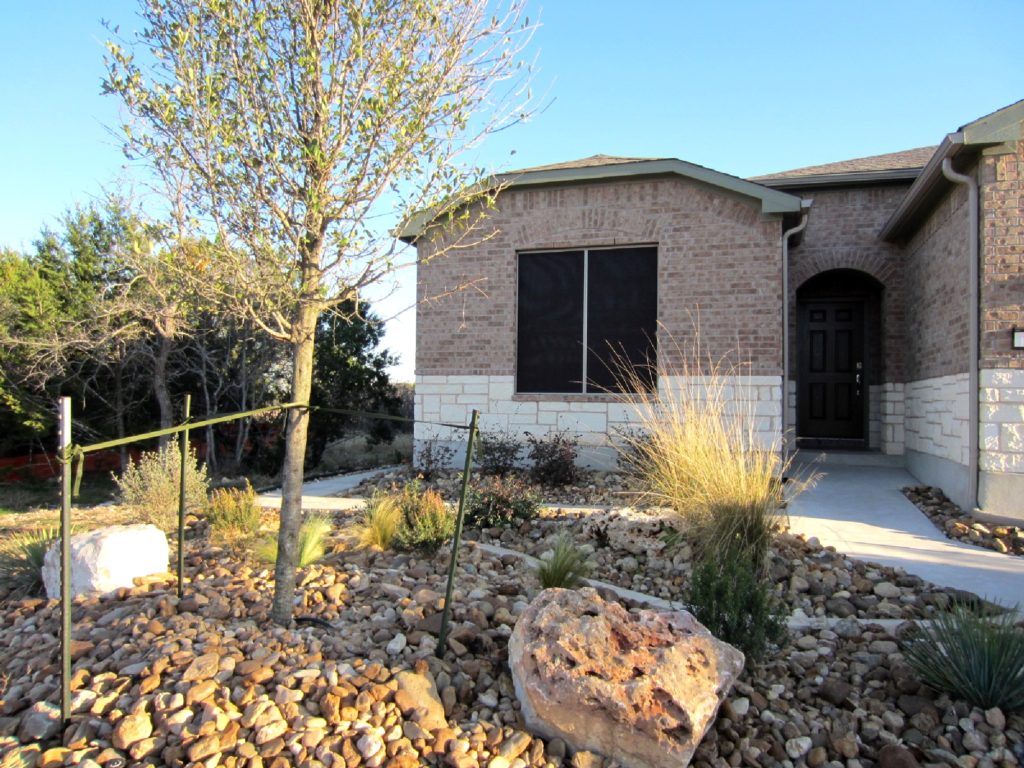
<box><xmin>2</xmin><ymin>1</ymin><xmax>1023</xmax><ymax>381</ymax></box>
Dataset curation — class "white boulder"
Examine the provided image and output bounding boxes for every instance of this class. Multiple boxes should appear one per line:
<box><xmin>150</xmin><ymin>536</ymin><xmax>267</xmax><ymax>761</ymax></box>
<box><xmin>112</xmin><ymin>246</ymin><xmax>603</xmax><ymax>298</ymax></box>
<box><xmin>508</xmin><ymin>587</ymin><xmax>745</xmax><ymax>768</ymax></box>
<box><xmin>42</xmin><ymin>524</ymin><xmax>169</xmax><ymax>599</ymax></box>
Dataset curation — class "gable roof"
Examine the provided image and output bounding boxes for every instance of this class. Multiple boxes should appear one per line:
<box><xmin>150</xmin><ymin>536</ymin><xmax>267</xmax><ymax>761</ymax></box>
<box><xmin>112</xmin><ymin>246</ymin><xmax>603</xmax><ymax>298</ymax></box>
<box><xmin>751</xmin><ymin>146</ymin><xmax>936</xmax><ymax>188</ymax></box>
<box><xmin>398</xmin><ymin>155</ymin><xmax>804</xmax><ymax>242</ymax></box>
<box><xmin>881</xmin><ymin>99</ymin><xmax>1024</xmax><ymax>241</ymax></box>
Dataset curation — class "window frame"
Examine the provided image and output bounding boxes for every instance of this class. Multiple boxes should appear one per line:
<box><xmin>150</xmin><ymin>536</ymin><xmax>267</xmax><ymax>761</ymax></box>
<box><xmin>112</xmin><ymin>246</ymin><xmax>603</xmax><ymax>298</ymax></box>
<box><xmin>515</xmin><ymin>243</ymin><xmax>658</xmax><ymax>395</ymax></box>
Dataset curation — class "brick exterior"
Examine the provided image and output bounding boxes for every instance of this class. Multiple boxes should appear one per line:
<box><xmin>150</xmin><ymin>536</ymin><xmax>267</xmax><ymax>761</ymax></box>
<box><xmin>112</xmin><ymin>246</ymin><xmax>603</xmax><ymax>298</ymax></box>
<box><xmin>416</xmin><ymin>176</ymin><xmax>785</xmax><ymax>380</ymax></box>
<box><xmin>980</xmin><ymin>137</ymin><xmax>1024</xmax><ymax>370</ymax></box>
<box><xmin>786</xmin><ymin>184</ymin><xmax>910</xmax><ymax>384</ymax></box>
<box><xmin>903</xmin><ymin>179</ymin><xmax>972</xmax><ymax>381</ymax></box>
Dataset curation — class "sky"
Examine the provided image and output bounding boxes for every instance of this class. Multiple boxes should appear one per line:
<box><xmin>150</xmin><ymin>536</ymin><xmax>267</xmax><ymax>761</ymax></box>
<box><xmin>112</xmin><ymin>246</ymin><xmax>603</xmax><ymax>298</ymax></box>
<box><xmin>2</xmin><ymin>1</ymin><xmax>1023</xmax><ymax>382</ymax></box>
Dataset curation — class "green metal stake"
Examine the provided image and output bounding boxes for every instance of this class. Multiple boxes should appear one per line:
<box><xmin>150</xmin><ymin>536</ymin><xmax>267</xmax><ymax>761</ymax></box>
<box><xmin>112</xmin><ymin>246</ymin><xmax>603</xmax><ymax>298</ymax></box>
<box><xmin>437</xmin><ymin>409</ymin><xmax>479</xmax><ymax>658</ymax></box>
<box><xmin>58</xmin><ymin>396</ymin><xmax>72</xmax><ymax>729</ymax></box>
<box><xmin>177</xmin><ymin>394</ymin><xmax>191</xmax><ymax>599</ymax></box>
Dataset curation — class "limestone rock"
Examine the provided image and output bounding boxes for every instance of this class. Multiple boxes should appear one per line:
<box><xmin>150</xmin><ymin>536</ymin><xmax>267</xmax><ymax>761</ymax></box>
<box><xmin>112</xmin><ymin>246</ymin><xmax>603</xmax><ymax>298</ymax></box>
<box><xmin>394</xmin><ymin>671</ymin><xmax>447</xmax><ymax>731</ymax></box>
<box><xmin>16</xmin><ymin>702</ymin><xmax>60</xmax><ymax>742</ymax></box>
<box><xmin>508</xmin><ymin>587</ymin><xmax>744</xmax><ymax>768</ymax></box>
<box><xmin>42</xmin><ymin>524</ymin><xmax>169</xmax><ymax>599</ymax></box>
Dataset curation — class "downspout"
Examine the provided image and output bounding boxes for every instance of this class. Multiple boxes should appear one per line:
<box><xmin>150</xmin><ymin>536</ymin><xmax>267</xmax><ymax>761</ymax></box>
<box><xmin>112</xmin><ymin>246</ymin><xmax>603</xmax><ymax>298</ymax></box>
<box><xmin>781</xmin><ymin>202</ymin><xmax>811</xmax><ymax>458</ymax></box>
<box><xmin>941</xmin><ymin>158</ymin><xmax>980</xmax><ymax>510</ymax></box>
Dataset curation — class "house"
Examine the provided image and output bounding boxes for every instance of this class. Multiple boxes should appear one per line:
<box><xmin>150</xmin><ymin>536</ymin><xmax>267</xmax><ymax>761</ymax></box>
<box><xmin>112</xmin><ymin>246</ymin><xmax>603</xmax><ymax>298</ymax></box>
<box><xmin>402</xmin><ymin>101</ymin><xmax>1024</xmax><ymax>523</ymax></box>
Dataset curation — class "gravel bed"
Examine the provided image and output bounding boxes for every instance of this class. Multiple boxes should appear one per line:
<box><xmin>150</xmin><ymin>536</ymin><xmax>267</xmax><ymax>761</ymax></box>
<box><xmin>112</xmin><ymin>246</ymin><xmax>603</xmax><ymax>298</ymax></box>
<box><xmin>903</xmin><ymin>486</ymin><xmax>1024</xmax><ymax>557</ymax></box>
<box><xmin>1</xmin><ymin>498</ymin><xmax>1022</xmax><ymax>768</ymax></box>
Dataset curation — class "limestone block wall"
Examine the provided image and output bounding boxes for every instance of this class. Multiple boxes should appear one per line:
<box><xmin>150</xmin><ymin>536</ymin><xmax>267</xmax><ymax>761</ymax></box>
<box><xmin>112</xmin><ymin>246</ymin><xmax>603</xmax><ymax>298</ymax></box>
<box><xmin>980</xmin><ymin>369</ymin><xmax>1024</xmax><ymax>473</ymax></box>
<box><xmin>979</xmin><ymin>369</ymin><xmax>1024</xmax><ymax>522</ymax></box>
<box><xmin>414</xmin><ymin>374</ymin><xmax>783</xmax><ymax>468</ymax></box>
<box><xmin>904</xmin><ymin>374</ymin><xmax>969</xmax><ymax>465</ymax></box>
<box><xmin>879</xmin><ymin>383</ymin><xmax>905</xmax><ymax>456</ymax></box>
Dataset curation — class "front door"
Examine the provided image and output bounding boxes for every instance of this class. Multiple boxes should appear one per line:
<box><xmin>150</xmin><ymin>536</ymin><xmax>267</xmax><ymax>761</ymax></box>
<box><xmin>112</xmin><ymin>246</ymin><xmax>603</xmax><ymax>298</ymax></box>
<box><xmin>797</xmin><ymin>300</ymin><xmax>866</xmax><ymax>447</ymax></box>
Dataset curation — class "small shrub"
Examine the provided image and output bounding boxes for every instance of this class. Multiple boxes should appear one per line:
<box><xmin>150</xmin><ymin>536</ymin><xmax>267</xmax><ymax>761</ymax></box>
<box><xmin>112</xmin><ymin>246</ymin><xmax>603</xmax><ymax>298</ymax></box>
<box><xmin>416</xmin><ymin>438</ymin><xmax>455</xmax><ymax>481</ymax></box>
<box><xmin>902</xmin><ymin>599</ymin><xmax>1024</xmax><ymax>711</ymax></box>
<box><xmin>526</xmin><ymin>431</ymin><xmax>579</xmax><ymax>486</ymax></box>
<box><xmin>354</xmin><ymin>491</ymin><xmax>402</xmax><ymax>550</ymax></box>
<box><xmin>256</xmin><ymin>513</ymin><xmax>332</xmax><ymax>567</ymax></box>
<box><xmin>683</xmin><ymin>541</ymin><xmax>787</xmax><ymax>662</ymax></box>
<box><xmin>466</xmin><ymin>476</ymin><xmax>540</xmax><ymax>529</ymax></box>
<box><xmin>394</xmin><ymin>481</ymin><xmax>455</xmax><ymax>554</ymax></box>
<box><xmin>114</xmin><ymin>445</ymin><xmax>209</xmax><ymax>531</ymax></box>
<box><xmin>476</xmin><ymin>431</ymin><xmax>522</xmax><ymax>475</ymax></box>
<box><xmin>0</xmin><ymin>526</ymin><xmax>68</xmax><ymax>597</ymax></box>
<box><xmin>205</xmin><ymin>482</ymin><xmax>261</xmax><ymax>543</ymax></box>
<box><xmin>536</xmin><ymin>535</ymin><xmax>592</xmax><ymax>589</ymax></box>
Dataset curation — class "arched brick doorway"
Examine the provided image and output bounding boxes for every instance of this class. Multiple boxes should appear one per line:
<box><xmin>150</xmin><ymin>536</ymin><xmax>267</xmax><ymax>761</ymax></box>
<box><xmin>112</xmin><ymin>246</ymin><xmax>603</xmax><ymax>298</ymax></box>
<box><xmin>796</xmin><ymin>269</ymin><xmax>884</xmax><ymax>449</ymax></box>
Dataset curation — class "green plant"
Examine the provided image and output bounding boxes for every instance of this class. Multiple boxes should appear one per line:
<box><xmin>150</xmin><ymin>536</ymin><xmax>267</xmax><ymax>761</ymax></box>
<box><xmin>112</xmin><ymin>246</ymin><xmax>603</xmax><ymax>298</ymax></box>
<box><xmin>902</xmin><ymin>599</ymin><xmax>1024</xmax><ymax>711</ymax></box>
<box><xmin>476</xmin><ymin>431</ymin><xmax>523</xmax><ymax>475</ymax></box>
<box><xmin>614</xmin><ymin>342</ymin><xmax>810</xmax><ymax>569</ymax></box>
<box><xmin>525</xmin><ymin>431</ymin><xmax>579</xmax><ymax>486</ymax></box>
<box><xmin>354</xmin><ymin>491</ymin><xmax>402</xmax><ymax>550</ymax></box>
<box><xmin>536</xmin><ymin>535</ymin><xmax>592</xmax><ymax>589</ymax></box>
<box><xmin>683</xmin><ymin>541</ymin><xmax>787</xmax><ymax>662</ymax></box>
<box><xmin>0</xmin><ymin>525</ymin><xmax>68</xmax><ymax>597</ymax></box>
<box><xmin>256</xmin><ymin>513</ymin><xmax>332</xmax><ymax>567</ymax></box>
<box><xmin>205</xmin><ymin>482</ymin><xmax>261</xmax><ymax>543</ymax></box>
<box><xmin>113</xmin><ymin>444</ymin><xmax>209</xmax><ymax>531</ymax></box>
<box><xmin>394</xmin><ymin>480</ymin><xmax>455</xmax><ymax>554</ymax></box>
<box><xmin>466</xmin><ymin>476</ymin><xmax>540</xmax><ymax>528</ymax></box>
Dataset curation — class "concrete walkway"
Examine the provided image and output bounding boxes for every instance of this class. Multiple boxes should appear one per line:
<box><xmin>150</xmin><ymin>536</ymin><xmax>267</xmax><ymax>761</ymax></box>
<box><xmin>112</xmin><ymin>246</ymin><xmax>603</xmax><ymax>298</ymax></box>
<box><xmin>256</xmin><ymin>466</ymin><xmax>399</xmax><ymax>511</ymax></box>
<box><xmin>787</xmin><ymin>462</ymin><xmax>1024</xmax><ymax>607</ymax></box>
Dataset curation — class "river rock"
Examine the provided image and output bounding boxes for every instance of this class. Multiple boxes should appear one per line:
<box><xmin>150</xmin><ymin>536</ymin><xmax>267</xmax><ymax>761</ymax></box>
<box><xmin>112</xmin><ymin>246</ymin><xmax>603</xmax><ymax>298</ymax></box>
<box><xmin>508</xmin><ymin>587</ymin><xmax>744</xmax><ymax>768</ymax></box>
<box><xmin>41</xmin><ymin>524</ymin><xmax>169</xmax><ymax>599</ymax></box>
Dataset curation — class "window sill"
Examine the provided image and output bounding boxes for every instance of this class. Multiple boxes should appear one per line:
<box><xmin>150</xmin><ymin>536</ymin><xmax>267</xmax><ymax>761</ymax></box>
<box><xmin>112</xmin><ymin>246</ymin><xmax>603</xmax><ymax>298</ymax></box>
<box><xmin>512</xmin><ymin>392</ymin><xmax>656</xmax><ymax>402</ymax></box>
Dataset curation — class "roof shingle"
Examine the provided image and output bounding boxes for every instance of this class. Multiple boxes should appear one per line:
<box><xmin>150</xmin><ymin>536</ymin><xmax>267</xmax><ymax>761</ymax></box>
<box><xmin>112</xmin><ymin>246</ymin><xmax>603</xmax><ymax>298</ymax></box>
<box><xmin>750</xmin><ymin>146</ymin><xmax>937</xmax><ymax>182</ymax></box>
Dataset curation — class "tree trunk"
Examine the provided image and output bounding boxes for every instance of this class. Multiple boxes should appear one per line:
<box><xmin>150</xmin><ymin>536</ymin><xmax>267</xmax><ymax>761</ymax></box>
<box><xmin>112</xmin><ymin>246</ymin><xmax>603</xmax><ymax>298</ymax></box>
<box><xmin>270</xmin><ymin>300</ymin><xmax>318</xmax><ymax>625</ymax></box>
<box><xmin>154</xmin><ymin>333</ymin><xmax>174</xmax><ymax>450</ymax></box>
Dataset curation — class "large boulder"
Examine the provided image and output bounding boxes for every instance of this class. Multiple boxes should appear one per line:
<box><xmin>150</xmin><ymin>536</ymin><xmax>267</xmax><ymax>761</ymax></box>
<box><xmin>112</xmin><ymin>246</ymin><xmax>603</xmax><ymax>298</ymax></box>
<box><xmin>42</xmin><ymin>524</ymin><xmax>169</xmax><ymax>599</ymax></box>
<box><xmin>508</xmin><ymin>588</ymin><xmax>744</xmax><ymax>768</ymax></box>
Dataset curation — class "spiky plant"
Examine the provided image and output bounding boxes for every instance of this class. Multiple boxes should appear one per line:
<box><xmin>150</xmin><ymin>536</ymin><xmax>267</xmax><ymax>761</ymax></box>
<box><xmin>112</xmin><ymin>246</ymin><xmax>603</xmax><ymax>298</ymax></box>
<box><xmin>256</xmin><ymin>513</ymin><xmax>332</xmax><ymax>567</ymax></box>
<box><xmin>535</xmin><ymin>535</ymin><xmax>592</xmax><ymax>590</ymax></box>
<box><xmin>354</xmin><ymin>491</ymin><xmax>402</xmax><ymax>550</ymax></box>
<box><xmin>902</xmin><ymin>599</ymin><xmax>1024</xmax><ymax>711</ymax></box>
<box><xmin>0</xmin><ymin>526</ymin><xmax>67</xmax><ymax>597</ymax></box>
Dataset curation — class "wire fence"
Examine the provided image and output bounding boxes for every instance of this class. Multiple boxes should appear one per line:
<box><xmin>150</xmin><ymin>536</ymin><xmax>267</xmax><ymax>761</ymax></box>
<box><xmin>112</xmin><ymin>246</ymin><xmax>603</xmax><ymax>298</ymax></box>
<box><xmin>51</xmin><ymin>394</ymin><xmax>480</xmax><ymax>730</ymax></box>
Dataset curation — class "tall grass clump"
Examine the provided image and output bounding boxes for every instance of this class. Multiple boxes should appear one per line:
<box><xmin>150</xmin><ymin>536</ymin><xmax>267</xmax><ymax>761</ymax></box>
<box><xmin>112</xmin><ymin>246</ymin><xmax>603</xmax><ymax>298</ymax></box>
<box><xmin>354</xmin><ymin>491</ymin><xmax>402</xmax><ymax>550</ymax></box>
<box><xmin>114</xmin><ymin>444</ymin><xmax>209</xmax><ymax>531</ymax></box>
<box><xmin>614</xmin><ymin>340</ymin><xmax>807</xmax><ymax>567</ymax></box>
<box><xmin>902</xmin><ymin>599</ymin><xmax>1024</xmax><ymax>711</ymax></box>
<box><xmin>0</xmin><ymin>526</ymin><xmax>69</xmax><ymax>597</ymax></box>
<box><xmin>535</xmin><ymin>534</ymin><xmax>592</xmax><ymax>589</ymax></box>
<box><xmin>256</xmin><ymin>513</ymin><xmax>332</xmax><ymax>567</ymax></box>
<box><xmin>205</xmin><ymin>482</ymin><xmax>261</xmax><ymax>543</ymax></box>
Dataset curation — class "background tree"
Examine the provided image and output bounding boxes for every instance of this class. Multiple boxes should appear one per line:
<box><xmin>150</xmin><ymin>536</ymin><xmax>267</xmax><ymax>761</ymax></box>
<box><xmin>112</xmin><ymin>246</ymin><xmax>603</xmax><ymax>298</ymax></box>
<box><xmin>308</xmin><ymin>301</ymin><xmax>400</xmax><ymax>467</ymax></box>
<box><xmin>104</xmin><ymin>0</ymin><xmax>534</xmax><ymax>624</ymax></box>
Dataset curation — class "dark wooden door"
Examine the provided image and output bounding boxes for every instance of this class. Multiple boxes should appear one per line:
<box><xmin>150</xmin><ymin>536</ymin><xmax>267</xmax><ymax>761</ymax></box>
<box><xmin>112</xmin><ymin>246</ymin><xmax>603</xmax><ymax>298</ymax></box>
<box><xmin>798</xmin><ymin>301</ymin><xmax>866</xmax><ymax>445</ymax></box>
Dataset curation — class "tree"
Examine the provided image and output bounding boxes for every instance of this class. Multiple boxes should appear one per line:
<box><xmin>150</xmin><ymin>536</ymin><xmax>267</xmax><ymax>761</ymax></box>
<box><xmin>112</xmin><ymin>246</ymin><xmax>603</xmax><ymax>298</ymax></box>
<box><xmin>308</xmin><ymin>301</ymin><xmax>399</xmax><ymax>467</ymax></box>
<box><xmin>104</xmin><ymin>0</ymin><xmax>534</xmax><ymax>623</ymax></box>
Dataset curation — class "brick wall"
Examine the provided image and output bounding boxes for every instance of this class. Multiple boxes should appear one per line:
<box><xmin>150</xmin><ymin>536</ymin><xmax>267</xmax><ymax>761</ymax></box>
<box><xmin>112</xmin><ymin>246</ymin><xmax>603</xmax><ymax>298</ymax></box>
<box><xmin>903</xmin><ymin>179</ymin><xmax>971</xmax><ymax>381</ymax></box>
<box><xmin>416</xmin><ymin>176</ymin><xmax>785</xmax><ymax>379</ymax></box>
<box><xmin>786</xmin><ymin>184</ymin><xmax>910</xmax><ymax>384</ymax></box>
<box><xmin>980</xmin><ymin>138</ymin><xmax>1024</xmax><ymax>370</ymax></box>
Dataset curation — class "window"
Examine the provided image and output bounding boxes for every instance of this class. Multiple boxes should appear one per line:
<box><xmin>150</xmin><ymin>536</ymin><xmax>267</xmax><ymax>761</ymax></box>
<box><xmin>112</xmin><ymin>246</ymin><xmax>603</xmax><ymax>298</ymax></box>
<box><xmin>517</xmin><ymin>246</ymin><xmax>657</xmax><ymax>393</ymax></box>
